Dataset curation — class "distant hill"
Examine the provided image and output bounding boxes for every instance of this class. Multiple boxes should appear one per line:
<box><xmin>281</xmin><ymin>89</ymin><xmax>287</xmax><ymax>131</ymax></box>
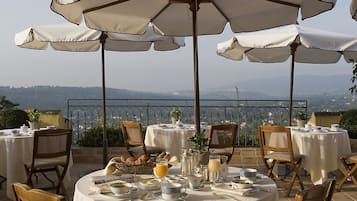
<box><xmin>1</xmin><ymin>74</ymin><xmax>355</xmax><ymax>115</ymax></box>
<box><xmin>215</xmin><ymin>74</ymin><xmax>352</xmax><ymax>97</ymax></box>
<box><xmin>0</xmin><ymin>86</ymin><xmax>187</xmax><ymax>112</ymax></box>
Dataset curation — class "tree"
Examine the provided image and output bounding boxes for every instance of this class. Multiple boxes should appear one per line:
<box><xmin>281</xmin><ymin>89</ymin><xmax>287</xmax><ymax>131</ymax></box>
<box><xmin>350</xmin><ymin>62</ymin><xmax>357</xmax><ymax>94</ymax></box>
<box><xmin>0</xmin><ymin>96</ymin><xmax>18</xmax><ymax>110</ymax></box>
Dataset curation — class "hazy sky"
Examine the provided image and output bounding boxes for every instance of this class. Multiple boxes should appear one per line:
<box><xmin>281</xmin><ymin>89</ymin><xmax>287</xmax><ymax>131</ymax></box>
<box><xmin>1</xmin><ymin>1</ymin><xmax>357</xmax><ymax>93</ymax></box>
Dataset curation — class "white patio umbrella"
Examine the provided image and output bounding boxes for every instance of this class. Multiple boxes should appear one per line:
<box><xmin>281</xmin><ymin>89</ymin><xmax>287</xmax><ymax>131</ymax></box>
<box><xmin>217</xmin><ymin>24</ymin><xmax>357</xmax><ymax>125</ymax></box>
<box><xmin>15</xmin><ymin>23</ymin><xmax>185</xmax><ymax>166</ymax></box>
<box><xmin>50</xmin><ymin>0</ymin><xmax>336</xmax><ymax>133</ymax></box>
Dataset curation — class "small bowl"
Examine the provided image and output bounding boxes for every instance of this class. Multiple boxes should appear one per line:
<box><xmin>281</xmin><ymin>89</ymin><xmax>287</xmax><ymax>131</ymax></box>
<box><xmin>109</xmin><ymin>182</ymin><xmax>132</xmax><ymax>195</ymax></box>
<box><xmin>138</xmin><ymin>178</ymin><xmax>161</xmax><ymax>190</ymax></box>
<box><xmin>231</xmin><ymin>179</ymin><xmax>253</xmax><ymax>189</ymax></box>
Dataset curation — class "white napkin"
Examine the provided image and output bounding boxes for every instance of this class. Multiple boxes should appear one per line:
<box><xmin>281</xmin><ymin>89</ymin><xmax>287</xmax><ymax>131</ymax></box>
<box><xmin>211</xmin><ymin>183</ymin><xmax>253</xmax><ymax>196</ymax></box>
<box><xmin>104</xmin><ymin>157</ymin><xmax>122</xmax><ymax>175</ymax></box>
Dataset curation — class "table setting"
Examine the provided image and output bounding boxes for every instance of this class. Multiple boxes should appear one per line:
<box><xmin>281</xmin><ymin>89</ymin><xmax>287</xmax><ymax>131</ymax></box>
<box><xmin>74</xmin><ymin>152</ymin><xmax>278</xmax><ymax>201</ymax></box>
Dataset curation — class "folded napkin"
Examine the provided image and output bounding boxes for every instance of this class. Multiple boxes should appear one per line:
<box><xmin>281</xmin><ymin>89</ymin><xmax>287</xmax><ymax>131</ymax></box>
<box><xmin>89</xmin><ymin>183</ymin><xmax>112</xmax><ymax>194</ymax></box>
<box><xmin>104</xmin><ymin>157</ymin><xmax>122</xmax><ymax>175</ymax></box>
<box><xmin>91</xmin><ymin>175</ymin><xmax>123</xmax><ymax>184</ymax></box>
<box><xmin>211</xmin><ymin>183</ymin><xmax>253</xmax><ymax>196</ymax></box>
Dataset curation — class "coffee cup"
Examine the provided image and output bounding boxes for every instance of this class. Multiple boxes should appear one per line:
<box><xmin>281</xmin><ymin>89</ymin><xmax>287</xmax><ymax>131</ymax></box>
<box><xmin>304</xmin><ymin>124</ymin><xmax>312</xmax><ymax>131</ymax></box>
<box><xmin>161</xmin><ymin>182</ymin><xmax>185</xmax><ymax>201</ymax></box>
<box><xmin>110</xmin><ymin>182</ymin><xmax>132</xmax><ymax>195</ymax></box>
<box><xmin>331</xmin><ymin>124</ymin><xmax>340</xmax><ymax>131</ymax></box>
<box><xmin>20</xmin><ymin>124</ymin><xmax>28</xmax><ymax>133</ymax></box>
<box><xmin>188</xmin><ymin>174</ymin><xmax>204</xmax><ymax>190</ymax></box>
<box><xmin>240</xmin><ymin>168</ymin><xmax>257</xmax><ymax>183</ymax></box>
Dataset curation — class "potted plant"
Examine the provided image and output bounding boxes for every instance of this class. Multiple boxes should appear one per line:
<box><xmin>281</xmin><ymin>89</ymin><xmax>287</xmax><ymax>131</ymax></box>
<box><xmin>28</xmin><ymin>109</ymin><xmax>40</xmax><ymax>130</ymax></box>
<box><xmin>296</xmin><ymin>111</ymin><xmax>307</xmax><ymax>128</ymax></box>
<box><xmin>170</xmin><ymin>107</ymin><xmax>182</xmax><ymax>125</ymax></box>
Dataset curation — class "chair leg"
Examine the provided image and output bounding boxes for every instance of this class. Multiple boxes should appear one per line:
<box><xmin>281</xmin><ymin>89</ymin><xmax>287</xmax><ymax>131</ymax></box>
<box><xmin>337</xmin><ymin>163</ymin><xmax>357</xmax><ymax>191</ymax></box>
<box><xmin>267</xmin><ymin>160</ymin><xmax>277</xmax><ymax>178</ymax></box>
<box><xmin>286</xmin><ymin>159</ymin><xmax>303</xmax><ymax>197</ymax></box>
<box><xmin>0</xmin><ymin>176</ymin><xmax>6</xmax><ymax>190</ymax></box>
<box><xmin>56</xmin><ymin>166</ymin><xmax>69</xmax><ymax>196</ymax></box>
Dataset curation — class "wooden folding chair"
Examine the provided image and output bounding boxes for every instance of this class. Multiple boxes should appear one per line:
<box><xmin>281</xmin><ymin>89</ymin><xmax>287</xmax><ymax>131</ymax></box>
<box><xmin>336</xmin><ymin>153</ymin><xmax>357</xmax><ymax>191</ymax></box>
<box><xmin>120</xmin><ymin>121</ymin><xmax>164</xmax><ymax>157</ymax></box>
<box><xmin>12</xmin><ymin>182</ymin><xmax>64</xmax><ymax>201</ymax></box>
<box><xmin>258</xmin><ymin>125</ymin><xmax>304</xmax><ymax>196</ymax></box>
<box><xmin>207</xmin><ymin>124</ymin><xmax>238</xmax><ymax>164</ymax></box>
<box><xmin>24</xmin><ymin>129</ymin><xmax>72</xmax><ymax>194</ymax></box>
<box><xmin>295</xmin><ymin>178</ymin><xmax>336</xmax><ymax>201</ymax></box>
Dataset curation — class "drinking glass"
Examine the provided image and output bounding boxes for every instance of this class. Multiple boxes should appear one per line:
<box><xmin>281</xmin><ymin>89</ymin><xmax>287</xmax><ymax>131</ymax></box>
<box><xmin>208</xmin><ymin>155</ymin><xmax>221</xmax><ymax>183</ymax></box>
<box><xmin>155</xmin><ymin>158</ymin><xmax>169</xmax><ymax>179</ymax></box>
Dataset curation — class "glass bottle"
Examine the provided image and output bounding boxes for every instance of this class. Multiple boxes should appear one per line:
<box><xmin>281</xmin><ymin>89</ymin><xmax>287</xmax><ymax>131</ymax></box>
<box><xmin>181</xmin><ymin>148</ymin><xmax>192</xmax><ymax>177</ymax></box>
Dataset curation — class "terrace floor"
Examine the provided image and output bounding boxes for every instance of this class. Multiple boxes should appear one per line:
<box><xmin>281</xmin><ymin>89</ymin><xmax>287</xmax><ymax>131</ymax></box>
<box><xmin>1</xmin><ymin>149</ymin><xmax>357</xmax><ymax>201</ymax></box>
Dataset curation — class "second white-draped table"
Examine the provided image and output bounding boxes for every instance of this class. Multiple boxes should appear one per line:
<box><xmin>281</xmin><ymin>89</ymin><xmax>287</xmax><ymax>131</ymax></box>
<box><xmin>145</xmin><ymin>124</ymin><xmax>197</xmax><ymax>158</ymax></box>
<box><xmin>270</xmin><ymin>127</ymin><xmax>351</xmax><ymax>184</ymax></box>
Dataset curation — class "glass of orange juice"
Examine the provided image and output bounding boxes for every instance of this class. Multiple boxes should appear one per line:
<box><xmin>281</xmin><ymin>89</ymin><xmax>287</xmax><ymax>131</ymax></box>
<box><xmin>155</xmin><ymin>158</ymin><xmax>168</xmax><ymax>179</ymax></box>
<box><xmin>208</xmin><ymin>155</ymin><xmax>221</xmax><ymax>183</ymax></box>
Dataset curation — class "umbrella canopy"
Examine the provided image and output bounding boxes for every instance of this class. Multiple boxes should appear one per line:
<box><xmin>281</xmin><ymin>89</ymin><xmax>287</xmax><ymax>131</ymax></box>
<box><xmin>217</xmin><ymin>24</ymin><xmax>357</xmax><ymax>125</ymax></box>
<box><xmin>15</xmin><ymin>24</ymin><xmax>184</xmax><ymax>51</ymax></box>
<box><xmin>15</xmin><ymin>23</ymin><xmax>185</xmax><ymax>166</ymax></box>
<box><xmin>50</xmin><ymin>0</ymin><xmax>336</xmax><ymax>133</ymax></box>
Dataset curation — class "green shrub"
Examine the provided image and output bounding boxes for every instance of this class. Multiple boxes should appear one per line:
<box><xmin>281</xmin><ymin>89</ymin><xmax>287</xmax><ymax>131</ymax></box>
<box><xmin>77</xmin><ymin>126</ymin><xmax>124</xmax><ymax>147</ymax></box>
<box><xmin>238</xmin><ymin>134</ymin><xmax>259</xmax><ymax>147</ymax></box>
<box><xmin>340</xmin><ymin>109</ymin><xmax>357</xmax><ymax>139</ymax></box>
<box><xmin>0</xmin><ymin>108</ymin><xmax>29</xmax><ymax>129</ymax></box>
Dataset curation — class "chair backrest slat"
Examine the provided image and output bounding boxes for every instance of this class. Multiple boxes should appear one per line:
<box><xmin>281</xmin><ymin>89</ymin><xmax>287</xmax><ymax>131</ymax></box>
<box><xmin>31</xmin><ymin>129</ymin><xmax>72</xmax><ymax>167</ymax></box>
<box><xmin>12</xmin><ymin>183</ymin><xmax>64</xmax><ymax>201</ymax></box>
<box><xmin>258</xmin><ymin>125</ymin><xmax>294</xmax><ymax>161</ymax></box>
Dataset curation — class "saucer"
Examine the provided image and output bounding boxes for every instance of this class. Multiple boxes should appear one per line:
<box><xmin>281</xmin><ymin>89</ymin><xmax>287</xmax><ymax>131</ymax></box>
<box><xmin>100</xmin><ymin>188</ymin><xmax>138</xmax><ymax>200</ymax></box>
<box><xmin>153</xmin><ymin>192</ymin><xmax>188</xmax><ymax>201</ymax></box>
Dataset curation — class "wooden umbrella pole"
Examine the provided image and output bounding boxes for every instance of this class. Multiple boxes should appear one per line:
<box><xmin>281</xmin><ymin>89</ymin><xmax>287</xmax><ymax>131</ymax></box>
<box><xmin>100</xmin><ymin>33</ymin><xmax>108</xmax><ymax>167</ymax></box>
<box><xmin>288</xmin><ymin>43</ymin><xmax>298</xmax><ymax>126</ymax></box>
<box><xmin>191</xmin><ymin>0</ymin><xmax>200</xmax><ymax>133</ymax></box>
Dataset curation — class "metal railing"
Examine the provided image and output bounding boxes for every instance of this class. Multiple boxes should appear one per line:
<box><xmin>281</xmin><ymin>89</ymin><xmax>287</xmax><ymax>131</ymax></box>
<box><xmin>67</xmin><ymin>98</ymin><xmax>307</xmax><ymax>147</ymax></box>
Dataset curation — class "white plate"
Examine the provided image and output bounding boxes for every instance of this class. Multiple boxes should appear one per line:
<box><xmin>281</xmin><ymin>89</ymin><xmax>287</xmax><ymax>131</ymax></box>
<box><xmin>153</xmin><ymin>192</ymin><xmax>188</xmax><ymax>201</ymax></box>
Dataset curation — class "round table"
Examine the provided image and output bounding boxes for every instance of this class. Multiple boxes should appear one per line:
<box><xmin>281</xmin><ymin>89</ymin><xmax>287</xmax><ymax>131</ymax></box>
<box><xmin>0</xmin><ymin>128</ymin><xmax>73</xmax><ymax>198</ymax></box>
<box><xmin>73</xmin><ymin>167</ymin><xmax>279</xmax><ymax>201</ymax></box>
<box><xmin>270</xmin><ymin>127</ymin><xmax>351</xmax><ymax>184</ymax></box>
<box><xmin>144</xmin><ymin>124</ymin><xmax>197</xmax><ymax>158</ymax></box>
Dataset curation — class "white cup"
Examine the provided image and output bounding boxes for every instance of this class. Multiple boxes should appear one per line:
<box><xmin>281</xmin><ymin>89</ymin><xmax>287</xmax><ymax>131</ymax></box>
<box><xmin>331</xmin><ymin>124</ymin><xmax>340</xmax><ymax>131</ymax></box>
<box><xmin>110</xmin><ymin>182</ymin><xmax>132</xmax><ymax>195</ymax></box>
<box><xmin>161</xmin><ymin>183</ymin><xmax>185</xmax><ymax>201</ymax></box>
<box><xmin>304</xmin><ymin>124</ymin><xmax>312</xmax><ymax>131</ymax></box>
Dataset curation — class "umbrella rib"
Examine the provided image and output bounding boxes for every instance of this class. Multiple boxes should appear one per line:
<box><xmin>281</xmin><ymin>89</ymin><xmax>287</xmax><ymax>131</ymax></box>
<box><xmin>265</xmin><ymin>0</ymin><xmax>299</xmax><ymax>8</ymax></box>
<box><xmin>83</xmin><ymin>0</ymin><xmax>129</xmax><ymax>14</ymax></box>
<box><xmin>211</xmin><ymin>2</ymin><xmax>229</xmax><ymax>21</ymax></box>
<box><xmin>152</xmin><ymin>3</ymin><xmax>171</xmax><ymax>24</ymax></box>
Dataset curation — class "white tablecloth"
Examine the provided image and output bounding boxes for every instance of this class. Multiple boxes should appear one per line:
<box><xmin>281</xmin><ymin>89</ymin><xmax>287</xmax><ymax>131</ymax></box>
<box><xmin>270</xmin><ymin>127</ymin><xmax>351</xmax><ymax>184</ymax></box>
<box><xmin>73</xmin><ymin>167</ymin><xmax>278</xmax><ymax>201</ymax></box>
<box><xmin>0</xmin><ymin>128</ymin><xmax>73</xmax><ymax>198</ymax></box>
<box><xmin>145</xmin><ymin>124</ymin><xmax>197</xmax><ymax>158</ymax></box>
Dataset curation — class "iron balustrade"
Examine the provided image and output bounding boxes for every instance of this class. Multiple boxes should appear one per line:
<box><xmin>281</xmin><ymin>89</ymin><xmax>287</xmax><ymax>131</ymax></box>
<box><xmin>67</xmin><ymin>98</ymin><xmax>307</xmax><ymax>147</ymax></box>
